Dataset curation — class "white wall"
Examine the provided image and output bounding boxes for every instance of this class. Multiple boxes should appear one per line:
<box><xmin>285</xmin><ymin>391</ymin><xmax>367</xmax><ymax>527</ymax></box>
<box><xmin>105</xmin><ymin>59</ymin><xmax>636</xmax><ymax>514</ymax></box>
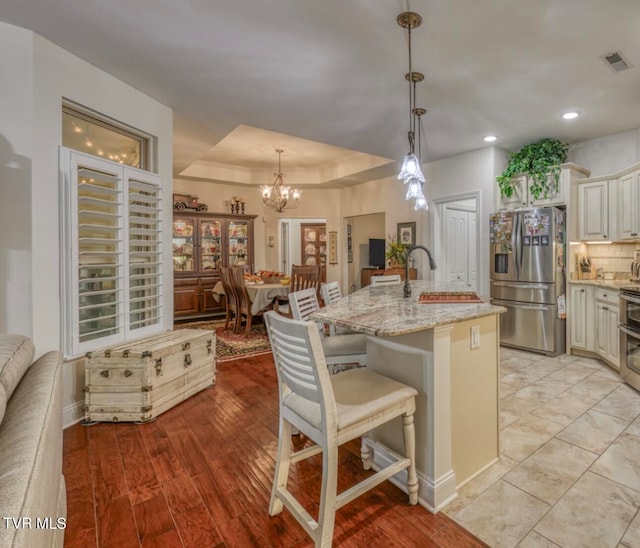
<box><xmin>426</xmin><ymin>147</ymin><xmax>507</xmax><ymax>299</ymax></box>
<box><xmin>0</xmin><ymin>22</ymin><xmax>173</xmax><ymax>426</ymax></box>
<box><xmin>569</xmin><ymin>128</ymin><xmax>640</xmax><ymax>177</ymax></box>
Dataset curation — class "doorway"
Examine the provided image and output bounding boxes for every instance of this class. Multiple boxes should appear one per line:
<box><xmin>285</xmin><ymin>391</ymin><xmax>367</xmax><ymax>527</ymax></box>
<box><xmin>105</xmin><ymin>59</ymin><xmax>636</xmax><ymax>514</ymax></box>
<box><xmin>433</xmin><ymin>194</ymin><xmax>479</xmax><ymax>292</ymax></box>
<box><xmin>278</xmin><ymin>217</ymin><xmax>326</xmax><ymax>277</ymax></box>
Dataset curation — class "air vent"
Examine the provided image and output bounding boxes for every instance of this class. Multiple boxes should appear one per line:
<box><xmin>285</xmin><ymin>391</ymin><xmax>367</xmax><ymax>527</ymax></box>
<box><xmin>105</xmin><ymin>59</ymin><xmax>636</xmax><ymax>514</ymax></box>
<box><xmin>601</xmin><ymin>50</ymin><xmax>632</xmax><ymax>73</ymax></box>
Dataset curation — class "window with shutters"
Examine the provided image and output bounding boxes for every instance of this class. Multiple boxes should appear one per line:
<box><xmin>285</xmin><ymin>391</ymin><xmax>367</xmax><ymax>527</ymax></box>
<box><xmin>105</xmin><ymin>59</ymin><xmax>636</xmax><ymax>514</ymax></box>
<box><xmin>60</xmin><ymin>148</ymin><xmax>164</xmax><ymax>358</ymax></box>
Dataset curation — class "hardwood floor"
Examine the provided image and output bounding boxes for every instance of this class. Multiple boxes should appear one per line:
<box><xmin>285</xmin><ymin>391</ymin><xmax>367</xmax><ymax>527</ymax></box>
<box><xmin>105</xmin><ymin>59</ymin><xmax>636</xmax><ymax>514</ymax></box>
<box><xmin>63</xmin><ymin>353</ymin><xmax>487</xmax><ymax>547</ymax></box>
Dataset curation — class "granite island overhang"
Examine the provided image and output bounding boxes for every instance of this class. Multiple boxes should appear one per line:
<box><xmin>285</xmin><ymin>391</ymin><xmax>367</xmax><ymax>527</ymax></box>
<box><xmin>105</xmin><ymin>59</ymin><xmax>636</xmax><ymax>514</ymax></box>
<box><xmin>311</xmin><ymin>281</ymin><xmax>506</xmax><ymax>513</ymax></box>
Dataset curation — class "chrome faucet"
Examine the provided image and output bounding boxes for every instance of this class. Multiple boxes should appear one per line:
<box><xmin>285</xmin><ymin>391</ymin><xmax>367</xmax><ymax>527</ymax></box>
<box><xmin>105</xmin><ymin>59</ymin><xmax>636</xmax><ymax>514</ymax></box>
<box><xmin>404</xmin><ymin>245</ymin><xmax>437</xmax><ymax>298</ymax></box>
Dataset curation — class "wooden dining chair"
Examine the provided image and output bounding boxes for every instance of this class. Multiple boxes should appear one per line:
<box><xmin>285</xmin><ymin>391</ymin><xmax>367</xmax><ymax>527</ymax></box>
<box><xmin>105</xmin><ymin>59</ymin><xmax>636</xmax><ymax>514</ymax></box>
<box><xmin>264</xmin><ymin>310</ymin><xmax>418</xmax><ymax>547</ymax></box>
<box><xmin>288</xmin><ymin>287</ymin><xmax>366</xmax><ymax>370</ymax></box>
<box><xmin>229</xmin><ymin>266</ymin><xmax>263</xmax><ymax>337</ymax></box>
<box><xmin>219</xmin><ymin>267</ymin><xmax>239</xmax><ymax>331</ymax></box>
<box><xmin>273</xmin><ymin>264</ymin><xmax>321</xmax><ymax>317</ymax></box>
<box><xmin>370</xmin><ymin>274</ymin><xmax>402</xmax><ymax>287</ymax></box>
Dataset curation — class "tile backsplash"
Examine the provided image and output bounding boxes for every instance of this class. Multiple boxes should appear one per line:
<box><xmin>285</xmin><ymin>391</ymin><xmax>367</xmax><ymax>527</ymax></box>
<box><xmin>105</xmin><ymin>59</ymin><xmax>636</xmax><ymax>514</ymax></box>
<box><xmin>570</xmin><ymin>242</ymin><xmax>639</xmax><ymax>278</ymax></box>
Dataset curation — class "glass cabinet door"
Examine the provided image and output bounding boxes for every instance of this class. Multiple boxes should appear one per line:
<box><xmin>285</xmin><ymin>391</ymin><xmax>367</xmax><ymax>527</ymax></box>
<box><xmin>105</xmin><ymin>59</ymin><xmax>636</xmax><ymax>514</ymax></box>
<box><xmin>199</xmin><ymin>219</ymin><xmax>222</xmax><ymax>271</ymax></box>
<box><xmin>228</xmin><ymin>220</ymin><xmax>249</xmax><ymax>267</ymax></box>
<box><xmin>172</xmin><ymin>218</ymin><xmax>195</xmax><ymax>272</ymax></box>
<box><xmin>302</xmin><ymin>226</ymin><xmax>318</xmax><ymax>266</ymax></box>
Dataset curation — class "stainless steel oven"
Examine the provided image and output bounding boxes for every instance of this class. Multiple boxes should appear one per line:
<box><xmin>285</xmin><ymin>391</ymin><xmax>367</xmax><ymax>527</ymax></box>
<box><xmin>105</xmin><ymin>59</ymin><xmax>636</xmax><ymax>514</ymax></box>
<box><xmin>620</xmin><ymin>288</ymin><xmax>640</xmax><ymax>392</ymax></box>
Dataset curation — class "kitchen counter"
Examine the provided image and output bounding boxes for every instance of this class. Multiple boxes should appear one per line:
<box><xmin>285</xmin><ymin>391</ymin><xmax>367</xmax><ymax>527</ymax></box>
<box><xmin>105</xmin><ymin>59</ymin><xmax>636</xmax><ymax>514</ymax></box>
<box><xmin>311</xmin><ymin>280</ymin><xmax>505</xmax><ymax>337</ymax></box>
<box><xmin>311</xmin><ymin>281</ymin><xmax>504</xmax><ymax>512</ymax></box>
<box><xmin>569</xmin><ymin>278</ymin><xmax>639</xmax><ymax>290</ymax></box>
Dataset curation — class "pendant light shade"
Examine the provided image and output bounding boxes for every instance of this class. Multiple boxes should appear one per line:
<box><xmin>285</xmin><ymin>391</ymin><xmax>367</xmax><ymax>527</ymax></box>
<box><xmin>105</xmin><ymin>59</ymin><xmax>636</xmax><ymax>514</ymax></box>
<box><xmin>398</xmin><ymin>153</ymin><xmax>425</xmax><ymax>183</ymax></box>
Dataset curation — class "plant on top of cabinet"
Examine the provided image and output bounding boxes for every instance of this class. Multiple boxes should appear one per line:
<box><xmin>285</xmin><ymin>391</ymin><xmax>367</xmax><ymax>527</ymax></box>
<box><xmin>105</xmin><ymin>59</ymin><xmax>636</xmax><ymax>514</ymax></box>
<box><xmin>497</xmin><ymin>138</ymin><xmax>568</xmax><ymax>199</ymax></box>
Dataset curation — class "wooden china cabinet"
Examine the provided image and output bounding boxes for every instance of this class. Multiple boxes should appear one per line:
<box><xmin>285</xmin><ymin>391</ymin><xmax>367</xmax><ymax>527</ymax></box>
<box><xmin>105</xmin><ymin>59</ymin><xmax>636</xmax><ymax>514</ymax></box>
<box><xmin>300</xmin><ymin>223</ymin><xmax>327</xmax><ymax>282</ymax></box>
<box><xmin>173</xmin><ymin>212</ymin><xmax>256</xmax><ymax>319</ymax></box>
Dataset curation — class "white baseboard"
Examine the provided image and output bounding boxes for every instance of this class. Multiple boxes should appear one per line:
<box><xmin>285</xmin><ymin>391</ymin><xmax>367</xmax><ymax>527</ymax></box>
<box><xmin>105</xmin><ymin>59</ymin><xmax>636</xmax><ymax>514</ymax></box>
<box><xmin>362</xmin><ymin>435</ymin><xmax>458</xmax><ymax>513</ymax></box>
<box><xmin>63</xmin><ymin>400</ymin><xmax>85</xmax><ymax>429</ymax></box>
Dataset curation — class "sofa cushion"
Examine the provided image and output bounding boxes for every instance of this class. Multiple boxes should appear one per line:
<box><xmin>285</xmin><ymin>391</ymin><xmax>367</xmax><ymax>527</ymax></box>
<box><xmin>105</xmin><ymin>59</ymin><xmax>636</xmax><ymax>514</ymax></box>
<box><xmin>0</xmin><ymin>334</ymin><xmax>35</xmax><ymax>400</ymax></box>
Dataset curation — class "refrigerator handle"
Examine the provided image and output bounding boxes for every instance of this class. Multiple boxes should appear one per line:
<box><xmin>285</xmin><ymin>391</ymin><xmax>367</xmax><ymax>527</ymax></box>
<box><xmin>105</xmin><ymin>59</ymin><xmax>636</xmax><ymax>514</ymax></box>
<box><xmin>513</xmin><ymin>212</ymin><xmax>521</xmax><ymax>280</ymax></box>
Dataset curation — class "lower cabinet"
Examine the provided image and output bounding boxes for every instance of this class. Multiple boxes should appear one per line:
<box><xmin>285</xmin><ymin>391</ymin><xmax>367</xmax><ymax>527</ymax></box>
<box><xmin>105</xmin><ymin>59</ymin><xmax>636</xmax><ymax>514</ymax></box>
<box><xmin>174</xmin><ymin>277</ymin><xmax>223</xmax><ymax>319</ymax></box>
<box><xmin>595</xmin><ymin>288</ymin><xmax>620</xmax><ymax>370</ymax></box>
<box><xmin>570</xmin><ymin>285</ymin><xmax>595</xmax><ymax>352</ymax></box>
<box><xmin>570</xmin><ymin>284</ymin><xmax>619</xmax><ymax>370</ymax></box>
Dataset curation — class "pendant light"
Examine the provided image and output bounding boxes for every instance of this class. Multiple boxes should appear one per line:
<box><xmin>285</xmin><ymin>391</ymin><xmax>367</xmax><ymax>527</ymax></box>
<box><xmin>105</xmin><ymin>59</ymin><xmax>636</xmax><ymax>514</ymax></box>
<box><xmin>397</xmin><ymin>12</ymin><xmax>425</xmax><ymax>187</ymax></box>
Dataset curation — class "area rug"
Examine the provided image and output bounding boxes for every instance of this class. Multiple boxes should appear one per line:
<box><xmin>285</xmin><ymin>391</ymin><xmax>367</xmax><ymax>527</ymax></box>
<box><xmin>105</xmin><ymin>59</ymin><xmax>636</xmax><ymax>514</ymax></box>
<box><xmin>175</xmin><ymin>319</ymin><xmax>272</xmax><ymax>362</ymax></box>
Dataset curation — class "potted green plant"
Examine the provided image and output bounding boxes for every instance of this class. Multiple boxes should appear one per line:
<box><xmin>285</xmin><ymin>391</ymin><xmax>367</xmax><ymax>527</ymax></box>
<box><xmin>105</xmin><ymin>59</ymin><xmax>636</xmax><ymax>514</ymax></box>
<box><xmin>497</xmin><ymin>138</ymin><xmax>568</xmax><ymax>200</ymax></box>
<box><xmin>386</xmin><ymin>235</ymin><xmax>409</xmax><ymax>267</ymax></box>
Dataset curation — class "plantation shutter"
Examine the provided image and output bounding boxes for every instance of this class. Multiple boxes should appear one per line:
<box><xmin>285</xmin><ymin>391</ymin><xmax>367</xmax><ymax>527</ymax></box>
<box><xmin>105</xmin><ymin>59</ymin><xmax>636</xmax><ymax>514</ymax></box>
<box><xmin>61</xmin><ymin>148</ymin><xmax>164</xmax><ymax>357</ymax></box>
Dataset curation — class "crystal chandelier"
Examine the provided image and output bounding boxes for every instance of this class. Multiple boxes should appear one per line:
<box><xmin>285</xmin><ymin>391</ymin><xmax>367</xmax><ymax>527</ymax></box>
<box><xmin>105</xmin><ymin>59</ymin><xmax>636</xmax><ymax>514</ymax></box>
<box><xmin>397</xmin><ymin>11</ymin><xmax>428</xmax><ymax>211</ymax></box>
<box><xmin>259</xmin><ymin>148</ymin><xmax>301</xmax><ymax>213</ymax></box>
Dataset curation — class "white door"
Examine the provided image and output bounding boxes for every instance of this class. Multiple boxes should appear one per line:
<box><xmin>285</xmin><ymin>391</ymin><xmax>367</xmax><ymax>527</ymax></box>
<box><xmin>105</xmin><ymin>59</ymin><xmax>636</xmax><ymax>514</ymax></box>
<box><xmin>444</xmin><ymin>205</ymin><xmax>477</xmax><ymax>290</ymax></box>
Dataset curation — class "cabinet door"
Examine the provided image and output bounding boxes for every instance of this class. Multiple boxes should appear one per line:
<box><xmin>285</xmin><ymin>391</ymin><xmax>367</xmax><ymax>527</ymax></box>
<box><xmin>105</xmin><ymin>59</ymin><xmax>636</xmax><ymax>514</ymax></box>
<box><xmin>173</xmin><ymin>218</ymin><xmax>195</xmax><ymax>272</ymax></box>
<box><xmin>530</xmin><ymin>172</ymin><xmax>565</xmax><ymax>207</ymax></box>
<box><xmin>595</xmin><ymin>302</ymin><xmax>607</xmax><ymax>356</ymax></box>
<box><xmin>497</xmin><ymin>175</ymin><xmax>528</xmax><ymax>210</ymax></box>
<box><xmin>578</xmin><ymin>181</ymin><xmax>609</xmax><ymax>241</ymax></box>
<box><xmin>200</xmin><ymin>279</ymin><xmax>223</xmax><ymax>314</ymax></box>
<box><xmin>570</xmin><ymin>286</ymin><xmax>587</xmax><ymax>349</ymax></box>
<box><xmin>227</xmin><ymin>220</ymin><xmax>250</xmax><ymax>268</ymax></box>
<box><xmin>618</xmin><ymin>172</ymin><xmax>639</xmax><ymax>239</ymax></box>
<box><xmin>199</xmin><ymin>219</ymin><xmax>222</xmax><ymax>272</ymax></box>
<box><xmin>606</xmin><ymin>307</ymin><xmax>620</xmax><ymax>369</ymax></box>
<box><xmin>174</xmin><ymin>284</ymin><xmax>200</xmax><ymax>317</ymax></box>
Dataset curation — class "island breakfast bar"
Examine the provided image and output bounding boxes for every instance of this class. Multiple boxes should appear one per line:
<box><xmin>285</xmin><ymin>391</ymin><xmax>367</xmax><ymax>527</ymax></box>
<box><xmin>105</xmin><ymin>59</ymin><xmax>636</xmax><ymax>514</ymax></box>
<box><xmin>310</xmin><ymin>281</ymin><xmax>505</xmax><ymax>512</ymax></box>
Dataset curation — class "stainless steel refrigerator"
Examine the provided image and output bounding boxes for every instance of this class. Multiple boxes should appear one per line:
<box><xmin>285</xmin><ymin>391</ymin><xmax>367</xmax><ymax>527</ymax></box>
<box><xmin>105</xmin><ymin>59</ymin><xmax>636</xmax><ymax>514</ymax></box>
<box><xmin>489</xmin><ymin>207</ymin><xmax>566</xmax><ymax>356</ymax></box>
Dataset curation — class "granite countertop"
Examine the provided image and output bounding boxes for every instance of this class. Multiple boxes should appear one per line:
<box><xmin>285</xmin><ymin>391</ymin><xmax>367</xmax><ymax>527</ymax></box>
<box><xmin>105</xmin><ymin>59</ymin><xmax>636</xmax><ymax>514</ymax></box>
<box><xmin>310</xmin><ymin>280</ymin><xmax>505</xmax><ymax>337</ymax></box>
<box><xmin>569</xmin><ymin>278</ymin><xmax>640</xmax><ymax>291</ymax></box>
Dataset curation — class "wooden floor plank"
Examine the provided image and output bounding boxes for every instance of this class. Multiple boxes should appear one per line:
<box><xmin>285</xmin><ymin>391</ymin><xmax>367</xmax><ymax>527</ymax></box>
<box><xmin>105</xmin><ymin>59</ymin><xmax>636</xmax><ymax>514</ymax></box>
<box><xmin>63</xmin><ymin>351</ymin><xmax>486</xmax><ymax>547</ymax></box>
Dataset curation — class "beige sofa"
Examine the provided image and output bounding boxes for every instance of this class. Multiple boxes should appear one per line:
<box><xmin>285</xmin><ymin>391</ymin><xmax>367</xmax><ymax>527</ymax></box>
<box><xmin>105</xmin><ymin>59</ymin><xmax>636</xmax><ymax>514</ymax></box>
<box><xmin>0</xmin><ymin>335</ymin><xmax>66</xmax><ymax>548</ymax></box>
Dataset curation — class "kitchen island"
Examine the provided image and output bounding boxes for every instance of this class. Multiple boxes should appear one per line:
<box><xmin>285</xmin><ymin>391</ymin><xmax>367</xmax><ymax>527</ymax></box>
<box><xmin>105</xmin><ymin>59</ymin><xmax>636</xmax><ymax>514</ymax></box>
<box><xmin>311</xmin><ymin>281</ymin><xmax>505</xmax><ymax>512</ymax></box>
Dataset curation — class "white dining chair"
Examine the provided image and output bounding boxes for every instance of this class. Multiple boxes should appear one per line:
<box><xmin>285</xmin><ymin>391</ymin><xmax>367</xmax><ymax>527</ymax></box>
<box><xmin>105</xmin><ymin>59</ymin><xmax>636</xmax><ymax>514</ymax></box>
<box><xmin>288</xmin><ymin>288</ymin><xmax>366</xmax><ymax>370</ymax></box>
<box><xmin>264</xmin><ymin>311</ymin><xmax>418</xmax><ymax>547</ymax></box>
<box><xmin>320</xmin><ymin>281</ymin><xmax>342</xmax><ymax>305</ymax></box>
<box><xmin>370</xmin><ymin>274</ymin><xmax>402</xmax><ymax>287</ymax></box>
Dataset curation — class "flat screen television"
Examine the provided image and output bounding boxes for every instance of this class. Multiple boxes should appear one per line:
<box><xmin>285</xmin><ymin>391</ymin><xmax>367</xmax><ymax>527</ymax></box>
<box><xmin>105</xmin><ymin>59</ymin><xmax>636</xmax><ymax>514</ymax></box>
<box><xmin>369</xmin><ymin>238</ymin><xmax>386</xmax><ymax>268</ymax></box>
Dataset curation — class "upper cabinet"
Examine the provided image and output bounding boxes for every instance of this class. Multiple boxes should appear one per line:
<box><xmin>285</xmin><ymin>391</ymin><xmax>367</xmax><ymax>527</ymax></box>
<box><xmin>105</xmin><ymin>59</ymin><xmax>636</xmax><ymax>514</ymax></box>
<box><xmin>617</xmin><ymin>169</ymin><xmax>640</xmax><ymax>240</ymax></box>
<box><xmin>496</xmin><ymin>163</ymin><xmax>590</xmax><ymax>211</ymax></box>
<box><xmin>573</xmin><ymin>162</ymin><xmax>640</xmax><ymax>242</ymax></box>
<box><xmin>578</xmin><ymin>180</ymin><xmax>611</xmax><ymax>241</ymax></box>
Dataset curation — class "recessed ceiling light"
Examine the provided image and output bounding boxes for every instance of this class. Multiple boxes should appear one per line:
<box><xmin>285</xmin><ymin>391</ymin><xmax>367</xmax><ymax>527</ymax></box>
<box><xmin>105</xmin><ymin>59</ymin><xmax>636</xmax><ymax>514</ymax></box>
<box><xmin>562</xmin><ymin>111</ymin><xmax>580</xmax><ymax>120</ymax></box>
<box><xmin>484</xmin><ymin>135</ymin><xmax>497</xmax><ymax>142</ymax></box>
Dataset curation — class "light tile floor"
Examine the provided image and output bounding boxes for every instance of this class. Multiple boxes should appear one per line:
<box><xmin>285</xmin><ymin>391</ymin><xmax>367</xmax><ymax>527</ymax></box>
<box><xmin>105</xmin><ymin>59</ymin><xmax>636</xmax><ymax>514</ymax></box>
<box><xmin>444</xmin><ymin>347</ymin><xmax>640</xmax><ymax>548</ymax></box>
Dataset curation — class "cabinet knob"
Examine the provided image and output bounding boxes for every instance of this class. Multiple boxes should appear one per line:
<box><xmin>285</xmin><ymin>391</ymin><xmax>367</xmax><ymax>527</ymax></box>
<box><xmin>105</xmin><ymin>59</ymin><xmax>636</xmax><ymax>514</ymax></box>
<box><xmin>603</xmin><ymin>235</ymin><xmax>607</xmax><ymax>239</ymax></box>
<box><xmin>581</xmin><ymin>288</ymin><xmax>585</xmax><ymax>293</ymax></box>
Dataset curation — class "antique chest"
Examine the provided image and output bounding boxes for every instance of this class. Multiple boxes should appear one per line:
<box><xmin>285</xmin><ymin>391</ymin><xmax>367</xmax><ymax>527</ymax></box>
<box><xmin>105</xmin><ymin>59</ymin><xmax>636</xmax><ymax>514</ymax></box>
<box><xmin>84</xmin><ymin>329</ymin><xmax>216</xmax><ymax>423</ymax></box>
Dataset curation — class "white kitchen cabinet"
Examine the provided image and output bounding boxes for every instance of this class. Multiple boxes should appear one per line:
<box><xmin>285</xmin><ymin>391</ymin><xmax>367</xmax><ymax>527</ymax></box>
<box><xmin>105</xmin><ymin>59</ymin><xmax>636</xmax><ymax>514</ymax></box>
<box><xmin>578</xmin><ymin>180</ymin><xmax>611</xmax><ymax>241</ymax></box>
<box><xmin>497</xmin><ymin>175</ymin><xmax>528</xmax><ymax>210</ymax></box>
<box><xmin>594</xmin><ymin>288</ymin><xmax>619</xmax><ymax>370</ymax></box>
<box><xmin>617</xmin><ymin>169</ymin><xmax>640</xmax><ymax>240</ymax></box>
<box><xmin>496</xmin><ymin>163</ymin><xmax>590</xmax><ymax>211</ymax></box>
<box><xmin>570</xmin><ymin>285</ymin><xmax>595</xmax><ymax>352</ymax></box>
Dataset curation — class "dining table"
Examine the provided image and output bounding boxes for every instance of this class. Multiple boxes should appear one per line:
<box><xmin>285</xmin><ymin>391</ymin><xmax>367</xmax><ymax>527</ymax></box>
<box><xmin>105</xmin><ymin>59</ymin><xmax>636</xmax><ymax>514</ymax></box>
<box><xmin>211</xmin><ymin>281</ymin><xmax>290</xmax><ymax>315</ymax></box>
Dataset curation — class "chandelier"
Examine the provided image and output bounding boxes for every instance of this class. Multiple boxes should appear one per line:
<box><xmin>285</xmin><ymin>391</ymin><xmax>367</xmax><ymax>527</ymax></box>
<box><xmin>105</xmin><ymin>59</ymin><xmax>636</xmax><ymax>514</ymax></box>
<box><xmin>260</xmin><ymin>148</ymin><xmax>301</xmax><ymax>213</ymax></box>
<box><xmin>397</xmin><ymin>11</ymin><xmax>428</xmax><ymax>211</ymax></box>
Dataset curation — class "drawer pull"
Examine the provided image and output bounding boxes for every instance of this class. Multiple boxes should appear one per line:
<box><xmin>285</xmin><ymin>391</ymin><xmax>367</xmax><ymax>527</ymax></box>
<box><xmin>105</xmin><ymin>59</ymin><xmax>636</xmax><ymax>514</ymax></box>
<box><xmin>184</xmin><ymin>353</ymin><xmax>192</xmax><ymax>367</ymax></box>
<box><xmin>182</xmin><ymin>342</ymin><xmax>191</xmax><ymax>351</ymax></box>
<box><xmin>155</xmin><ymin>358</ymin><xmax>163</xmax><ymax>376</ymax></box>
<box><xmin>124</xmin><ymin>369</ymin><xmax>133</xmax><ymax>377</ymax></box>
<box><xmin>104</xmin><ymin>350</ymin><xmax>111</xmax><ymax>358</ymax></box>
<box><xmin>100</xmin><ymin>370</ymin><xmax>110</xmax><ymax>378</ymax></box>
<box><xmin>123</xmin><ymin>350</ymin><xmax>130</xmax><ymax>358</ymax></box>
<box><xmin>207</xmin><ymin>339</ymin><xmax>213</xmax><ymax>354</ymax></box>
